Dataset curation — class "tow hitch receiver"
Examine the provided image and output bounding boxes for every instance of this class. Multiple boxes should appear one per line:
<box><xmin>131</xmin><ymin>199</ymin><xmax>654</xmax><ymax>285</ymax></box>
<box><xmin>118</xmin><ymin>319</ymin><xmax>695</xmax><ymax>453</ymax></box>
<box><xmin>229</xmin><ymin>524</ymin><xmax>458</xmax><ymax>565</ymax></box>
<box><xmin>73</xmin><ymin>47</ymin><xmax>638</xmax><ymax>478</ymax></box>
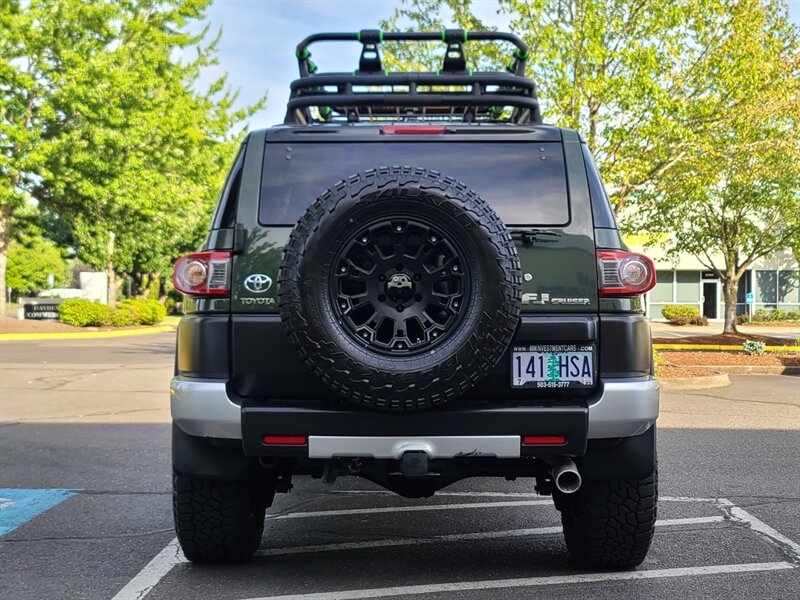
<box><xmin>401</xmin><ymin>451</ymin><xmax>429</xmax><ymax>477</ymax></box>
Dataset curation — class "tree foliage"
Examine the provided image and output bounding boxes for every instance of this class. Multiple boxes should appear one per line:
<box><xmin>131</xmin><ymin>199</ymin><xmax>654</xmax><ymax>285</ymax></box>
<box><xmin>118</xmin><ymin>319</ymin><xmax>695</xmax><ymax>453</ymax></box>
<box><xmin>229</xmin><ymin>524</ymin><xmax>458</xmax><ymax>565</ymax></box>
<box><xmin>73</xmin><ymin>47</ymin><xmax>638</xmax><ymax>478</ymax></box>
<box><xmin>384</xmin><ymin>0</ymin><xmax>800</xmax><ymax>332</ymax></box>
<box><xmin>630</xmin><ymin>0</ymin><xmax>800</xmax><ymax>331</ymax></box>
<box><xmin>6</xmin><ymin>237</ymin><xmax>68</xmax><ymax>296</ymax></box>
<box><xmin>1</xmin><ymin>0</ymin><xmax>263</xmax><ymax>310</ymax></box>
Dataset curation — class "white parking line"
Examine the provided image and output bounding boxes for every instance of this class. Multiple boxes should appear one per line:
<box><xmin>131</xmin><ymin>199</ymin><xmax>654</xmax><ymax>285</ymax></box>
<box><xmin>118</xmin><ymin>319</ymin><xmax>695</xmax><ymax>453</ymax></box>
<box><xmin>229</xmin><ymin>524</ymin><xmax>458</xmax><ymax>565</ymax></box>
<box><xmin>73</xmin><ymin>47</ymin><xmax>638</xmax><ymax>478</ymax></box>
<box><xmin>269</xmin><ymin>500</ymin><xmax>552</xmax><ymax>519</ymax></box>
<box><xmin>256</xmin><ymin>516</ymin><xmax>724</xmax><ymax>557</ymax></box>
<box><xmin>716</xmin><ymin>499</ymin><xmax>800</xmax><ymax>562</ymax></box>
<box><xmin>109</xmin><ymin>496</ymin><xmax>800</xmax><ymax>600</ymax></box>
<box><xmin>240</xmin><ymin>562</ymin><xmax>796</xmax><ymax>600</ymax></box>
<box><xmin>110</xmin><ymin>537</ymin><xmax>185</xmax><ymax>600</ymax></box>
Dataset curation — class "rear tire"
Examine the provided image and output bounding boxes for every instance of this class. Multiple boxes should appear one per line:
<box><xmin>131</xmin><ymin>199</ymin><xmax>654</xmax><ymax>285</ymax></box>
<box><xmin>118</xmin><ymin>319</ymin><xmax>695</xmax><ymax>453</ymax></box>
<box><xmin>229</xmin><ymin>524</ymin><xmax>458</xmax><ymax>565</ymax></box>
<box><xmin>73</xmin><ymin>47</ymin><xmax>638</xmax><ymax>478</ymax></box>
<box><xmin>173</xmin><ymin>472</ymin><xmax>274</xmax><ymax>564</ymax></box>
<box><xmin>555</xmin><ymin>470</ymin><xmax>657</xmax><ymax>569</ymax></box>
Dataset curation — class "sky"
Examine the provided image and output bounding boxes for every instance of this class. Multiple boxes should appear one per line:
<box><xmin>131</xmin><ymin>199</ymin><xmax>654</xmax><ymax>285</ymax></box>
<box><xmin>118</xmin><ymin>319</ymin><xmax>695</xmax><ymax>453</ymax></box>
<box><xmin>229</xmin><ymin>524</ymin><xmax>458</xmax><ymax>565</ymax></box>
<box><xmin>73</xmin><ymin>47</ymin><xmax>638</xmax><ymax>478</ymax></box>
<box><xmin>197</xmin><ymin>0</ymin><xmax>800</xmax><ymax>131</ymax></box>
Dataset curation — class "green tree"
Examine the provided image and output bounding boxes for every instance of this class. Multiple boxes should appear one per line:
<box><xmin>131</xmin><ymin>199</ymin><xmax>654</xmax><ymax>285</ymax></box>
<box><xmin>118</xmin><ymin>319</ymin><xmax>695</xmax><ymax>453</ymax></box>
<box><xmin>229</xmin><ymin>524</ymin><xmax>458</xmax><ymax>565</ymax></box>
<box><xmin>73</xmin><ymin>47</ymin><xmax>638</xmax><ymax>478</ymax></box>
<box><xmin>386</xmin><ymin>0</ymin><xmax>800</xmax><ymax>333</ymax></box>
<box><xmin>1</xmin><ymin>0</ymin><xmax>262</xmax><ymax>310</ymax></box>
<box><xmin>383</xmin><ymin>0</ymin><xmax>688</xmax><ymax>207</ymax></box>
<box><xmin>631</xmin><ymin>0</ymin><xmax>800</xmax><ymax>332</ymax></box>
<box><xmin>6</xmin><ymin>237</ymin><xmax>68</xmax><ymax>296</ymax></box>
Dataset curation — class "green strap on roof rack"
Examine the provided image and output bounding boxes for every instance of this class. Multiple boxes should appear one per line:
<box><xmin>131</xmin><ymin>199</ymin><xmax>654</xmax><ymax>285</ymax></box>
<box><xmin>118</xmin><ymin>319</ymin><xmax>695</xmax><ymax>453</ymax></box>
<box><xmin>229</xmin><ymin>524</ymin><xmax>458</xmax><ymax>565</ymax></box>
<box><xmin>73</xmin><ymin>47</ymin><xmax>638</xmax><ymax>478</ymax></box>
<box><xmin>296</xmin><ymin>48</ymin><xmax>310</xmax><ymax>60</ymax></box>
<box><xmin>319</xmin><ymin>106</ymin><xmax>332</xmax><ymax>117</ymax></box>
<box><xmin>307</xmin><ymin>59</ymin><xmax>318</xmax><ymax>74</ymax></box>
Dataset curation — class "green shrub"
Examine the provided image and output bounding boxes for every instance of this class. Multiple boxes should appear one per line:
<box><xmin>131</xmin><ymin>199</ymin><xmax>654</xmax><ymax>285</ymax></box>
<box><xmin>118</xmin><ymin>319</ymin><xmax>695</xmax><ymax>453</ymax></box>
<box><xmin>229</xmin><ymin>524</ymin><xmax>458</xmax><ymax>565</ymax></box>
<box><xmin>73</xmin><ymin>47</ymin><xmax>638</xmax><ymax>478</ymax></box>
<box><xmin>101</xmin><ymin>307</ymin><xmax>136</xmax><ymax>327</ymax></box>
<box><xmin>662</xmin><ymin>304</ymin><xmax>701</xmax><ymax>321</ymax></box>
<box><xmin>119</xmin><ymin>298</ymin><xmax>166</xmax><ymax>325</ymax></box>
<box><xmin>787</xmin><ymin>310</ymin><xmax>800</xmax><ymax>322</ymax></box>
<box><xmin>59</xmin><ymin>299</ymin><xmax>111</xmax><ymax>327</ymax></box>
<box><xmin>742</xmin><ymin>340</ymin><xmax>766</xmax><ymax>355</ymax></box>
<box><xmin>768</xmin><ymin>309</ymin><xmax>787</xmax><ymax>321</ymax></box>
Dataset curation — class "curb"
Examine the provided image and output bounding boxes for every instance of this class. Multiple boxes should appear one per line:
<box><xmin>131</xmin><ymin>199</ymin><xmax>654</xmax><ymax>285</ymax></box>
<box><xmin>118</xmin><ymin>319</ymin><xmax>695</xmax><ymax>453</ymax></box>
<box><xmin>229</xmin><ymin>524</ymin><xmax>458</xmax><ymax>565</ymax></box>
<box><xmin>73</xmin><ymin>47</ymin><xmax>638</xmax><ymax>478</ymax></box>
<box><xmin>653</xmin><ymin>343</ymin><xmax>800</xmax><ymax>352</ymax></box>
<box><xmin>658</xmin><ymin>372</ymin><xmax>730</xmax><ymax>391</ymax></box>
<box><xmin>0</xmin><ymin>325</ymin><xmax>176</xmax><ymax>342</ymax></box>
<box><xmin>694</xmin><ymin>365</ymin><xmax>800</xmax><ymax>376</ymax></box>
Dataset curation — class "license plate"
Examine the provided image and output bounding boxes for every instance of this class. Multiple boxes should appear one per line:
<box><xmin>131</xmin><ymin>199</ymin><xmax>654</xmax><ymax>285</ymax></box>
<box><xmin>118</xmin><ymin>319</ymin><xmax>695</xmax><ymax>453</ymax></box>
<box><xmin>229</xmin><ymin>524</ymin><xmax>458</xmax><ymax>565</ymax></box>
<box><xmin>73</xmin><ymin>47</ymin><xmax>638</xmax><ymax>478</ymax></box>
<box><xmin>511</xmin><ymin>344</ymin><xmax>595</xmax><ymax>389</ymax></box>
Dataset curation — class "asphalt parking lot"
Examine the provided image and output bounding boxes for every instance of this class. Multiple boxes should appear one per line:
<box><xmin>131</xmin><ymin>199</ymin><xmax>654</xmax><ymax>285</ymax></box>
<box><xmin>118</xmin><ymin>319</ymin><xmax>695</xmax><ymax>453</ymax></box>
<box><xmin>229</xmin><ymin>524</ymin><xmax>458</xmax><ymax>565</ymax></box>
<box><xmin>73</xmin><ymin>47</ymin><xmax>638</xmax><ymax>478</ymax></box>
<box><xmin>1</xmin><ymin>333</ymin><xmax>799</xmax><ymax>600</ymax></box>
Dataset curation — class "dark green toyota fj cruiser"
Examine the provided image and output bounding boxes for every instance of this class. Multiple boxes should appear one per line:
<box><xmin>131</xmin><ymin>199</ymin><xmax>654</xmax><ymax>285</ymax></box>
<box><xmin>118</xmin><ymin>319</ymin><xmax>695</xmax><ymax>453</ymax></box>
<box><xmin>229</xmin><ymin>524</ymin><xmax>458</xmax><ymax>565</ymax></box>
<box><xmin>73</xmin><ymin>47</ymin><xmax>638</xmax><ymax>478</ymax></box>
<box><xmin>171</xmin><ymin>30</ymin><xmax>659</xmax><ymax>568</ymax></box>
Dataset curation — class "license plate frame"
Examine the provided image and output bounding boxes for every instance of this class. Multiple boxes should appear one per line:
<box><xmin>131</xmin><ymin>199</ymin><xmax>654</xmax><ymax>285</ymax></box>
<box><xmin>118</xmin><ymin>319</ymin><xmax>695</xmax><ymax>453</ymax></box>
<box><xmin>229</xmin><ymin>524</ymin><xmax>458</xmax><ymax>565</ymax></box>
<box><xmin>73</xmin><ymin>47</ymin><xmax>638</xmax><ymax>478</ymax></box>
<box><xmin>511</xmin><ymin>343</ymin><xmax>597</xmax><ymax>389</ymax></box>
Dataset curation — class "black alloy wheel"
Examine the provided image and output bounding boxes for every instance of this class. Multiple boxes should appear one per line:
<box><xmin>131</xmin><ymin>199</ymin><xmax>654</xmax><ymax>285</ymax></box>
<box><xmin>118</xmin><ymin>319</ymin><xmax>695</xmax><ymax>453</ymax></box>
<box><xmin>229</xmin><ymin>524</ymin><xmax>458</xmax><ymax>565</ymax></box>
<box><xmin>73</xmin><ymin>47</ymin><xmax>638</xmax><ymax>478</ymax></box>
<box><xmin>331</xmin><ymin>216</ymin><xmax>470</xmax><ymax>356</ymax></box>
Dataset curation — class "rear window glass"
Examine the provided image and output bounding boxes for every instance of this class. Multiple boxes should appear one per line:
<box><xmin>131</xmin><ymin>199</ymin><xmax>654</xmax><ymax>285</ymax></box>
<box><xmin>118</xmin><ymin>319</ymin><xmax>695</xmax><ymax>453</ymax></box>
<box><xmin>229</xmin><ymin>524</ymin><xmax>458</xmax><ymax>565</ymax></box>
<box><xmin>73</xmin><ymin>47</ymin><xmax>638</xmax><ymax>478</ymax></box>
<box><xmin>260</xmin><ymin>142</ymin><xmax>569</xmax><ymax>226</ymax></box>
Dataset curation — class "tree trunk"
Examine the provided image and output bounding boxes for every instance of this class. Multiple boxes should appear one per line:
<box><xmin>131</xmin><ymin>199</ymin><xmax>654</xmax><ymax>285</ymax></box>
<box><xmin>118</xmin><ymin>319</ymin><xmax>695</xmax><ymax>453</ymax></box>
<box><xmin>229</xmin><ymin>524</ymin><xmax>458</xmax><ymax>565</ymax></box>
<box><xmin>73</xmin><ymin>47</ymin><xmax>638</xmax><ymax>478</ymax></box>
<box><xmin>107</xmin><ymin>230</ymin><xmax>117</xmax><ymax>308</ymax></box>
<box><xmin>721</xmin><ymin>276</ymin><xmax>739</xmax><ymax>333</ymax></box>
<box><xmin>0</xmin><ymin>203</ymin><xmax>11</xmax><ymax>317</ymax></box>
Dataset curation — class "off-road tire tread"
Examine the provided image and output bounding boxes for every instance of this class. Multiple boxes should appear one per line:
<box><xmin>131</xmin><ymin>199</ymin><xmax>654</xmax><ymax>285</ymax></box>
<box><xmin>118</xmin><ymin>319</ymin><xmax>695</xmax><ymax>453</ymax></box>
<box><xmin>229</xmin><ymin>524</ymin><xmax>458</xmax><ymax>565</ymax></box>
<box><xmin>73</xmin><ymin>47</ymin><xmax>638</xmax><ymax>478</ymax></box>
<box><xmin>556</xmin><ymin>471</ymin><xmax>657</xmax><ymax>569</ymax></box>
<box><xmin>279</xmin><ymin>166</ymin><xmax>522</xmax><ymax>411</ymax></box>
<box><xmin>173</xmin><ymin>473</ymin><xmax>266</xmax><ymax>564</ymax></box>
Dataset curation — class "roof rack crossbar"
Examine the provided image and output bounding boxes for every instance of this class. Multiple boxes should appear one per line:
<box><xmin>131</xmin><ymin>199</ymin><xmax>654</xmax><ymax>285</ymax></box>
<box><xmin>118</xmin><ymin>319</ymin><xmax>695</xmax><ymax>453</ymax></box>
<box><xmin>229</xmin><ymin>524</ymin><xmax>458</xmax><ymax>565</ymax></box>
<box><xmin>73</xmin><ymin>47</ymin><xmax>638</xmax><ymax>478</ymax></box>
<box><xmin>287</xmin><ymin>94</ymin><xmax>539</xmax><ymax>111</ymax></box>
<box><xmin>294</xmin><ymin>30</ymin><xmax>529</xmax><ymax>78</ymax></box>
<box><xmin>288</xmin><ymin>72</ymin><xmax>536</xmax><ymax>92</ymax></box>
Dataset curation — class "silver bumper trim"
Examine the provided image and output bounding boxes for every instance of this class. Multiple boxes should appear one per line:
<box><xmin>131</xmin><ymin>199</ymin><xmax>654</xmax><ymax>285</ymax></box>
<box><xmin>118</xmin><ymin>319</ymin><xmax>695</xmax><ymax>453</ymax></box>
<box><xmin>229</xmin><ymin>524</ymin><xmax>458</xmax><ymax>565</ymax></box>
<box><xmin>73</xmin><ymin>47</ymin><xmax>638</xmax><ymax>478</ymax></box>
<box><xmin>308</xmin><ymin>436</ymin><xmax>521</xmax><ymax>459</ymax></box>
<box><xmin>170</xmin><ymin>376</ymin><xmax>659</xmax><ymax>442</ymax></box>
<box><xmin>171</xmin><ymin>377</ymin><xmax>241</xmax><ymax>439</ymax></box>
<box><xmin>588</xmin><ymin>378</ymin><xmax>660</xmax><ymax>439</ymax></box>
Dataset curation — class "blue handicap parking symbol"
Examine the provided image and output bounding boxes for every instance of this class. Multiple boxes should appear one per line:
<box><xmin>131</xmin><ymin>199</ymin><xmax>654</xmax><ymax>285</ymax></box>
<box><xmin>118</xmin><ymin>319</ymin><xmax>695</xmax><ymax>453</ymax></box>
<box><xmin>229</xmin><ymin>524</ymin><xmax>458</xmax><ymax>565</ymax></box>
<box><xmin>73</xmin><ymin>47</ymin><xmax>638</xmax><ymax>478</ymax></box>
<box><xmin>0</xmin><ymin>489</ymin><xmax>76</xmax><ymax>537</ymax></box>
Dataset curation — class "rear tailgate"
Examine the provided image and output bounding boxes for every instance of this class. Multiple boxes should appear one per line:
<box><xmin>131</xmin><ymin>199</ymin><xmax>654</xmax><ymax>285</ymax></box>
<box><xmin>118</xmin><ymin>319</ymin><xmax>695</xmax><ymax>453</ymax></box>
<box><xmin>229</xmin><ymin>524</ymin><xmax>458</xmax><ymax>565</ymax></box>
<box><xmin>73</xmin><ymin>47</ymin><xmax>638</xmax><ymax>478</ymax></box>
<box><xmin>230</xmin><ymin>127</ymin><xmax>599</xmax><ymax>401</ymax></box>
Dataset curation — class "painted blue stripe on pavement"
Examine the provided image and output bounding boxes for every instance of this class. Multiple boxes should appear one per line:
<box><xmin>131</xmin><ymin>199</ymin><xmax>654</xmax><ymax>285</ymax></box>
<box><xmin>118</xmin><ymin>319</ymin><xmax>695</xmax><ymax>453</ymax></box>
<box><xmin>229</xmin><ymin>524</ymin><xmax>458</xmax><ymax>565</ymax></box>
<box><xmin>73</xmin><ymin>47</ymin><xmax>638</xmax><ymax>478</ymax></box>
<box><xmin>0</xmin><ymin>488</ymin><xmax>76</xmax><ymax>536</ymax></box>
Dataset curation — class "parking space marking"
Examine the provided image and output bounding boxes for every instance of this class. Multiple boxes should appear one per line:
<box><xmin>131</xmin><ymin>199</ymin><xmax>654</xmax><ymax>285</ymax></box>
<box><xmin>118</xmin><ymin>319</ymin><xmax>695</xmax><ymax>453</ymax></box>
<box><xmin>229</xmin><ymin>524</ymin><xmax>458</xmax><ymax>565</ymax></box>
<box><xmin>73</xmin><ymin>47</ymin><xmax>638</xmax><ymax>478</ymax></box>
<box><xmin>716</xmin><ymin>499</ymin><xmax>800</xmax><ymax>563</ymax></box>
<box><xmin>256</xmin><ymin>516</ymin><xmax>725</xmax><ymax>557</ymax></box>
<box><xmin>241</xmin><ymin>562</ymin><xmax>795</xmax><ymax>600</ymax></box>
<box><xmin>110</xmin><ymin>495</ymin><xmax>800</xmax><ymax>600</ymax></box>
<box><xmin>110</xmin><ymin>537</ymin><xmax>184</xmax><ymax>600</ymax></box>
<box><xmin>0</xmin><ymin>488</ymin><xmax>76</xmax><ymax>537</ymax></box>
<box><xmin>270</xmin><ymin>500</ymin><xmax>552</xmax><ymax>519</ymax></box>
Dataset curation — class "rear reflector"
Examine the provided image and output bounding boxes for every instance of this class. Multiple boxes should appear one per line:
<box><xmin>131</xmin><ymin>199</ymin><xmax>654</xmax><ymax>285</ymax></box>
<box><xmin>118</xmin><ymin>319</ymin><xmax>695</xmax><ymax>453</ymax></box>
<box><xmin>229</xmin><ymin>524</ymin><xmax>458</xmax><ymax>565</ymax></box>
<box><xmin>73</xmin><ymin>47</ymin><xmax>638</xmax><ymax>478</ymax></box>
<box><xmin>263</xmin><ymin>436</ymin><xmax>307</xmax><ymax>446</ymax></box>
<box><xmin>522</xmin><ymin>435</ymin><xmax>567</xmax><ymax>446</ymax></box>
<box><xmin>381</xmin><ymin>125</ymin><xmax>446</xmax><ymax>135</ymax></box>
<box><xmin>597</xmin><ymin>250</ymin><xmax>656</xmax><ymax>297</ymax></box>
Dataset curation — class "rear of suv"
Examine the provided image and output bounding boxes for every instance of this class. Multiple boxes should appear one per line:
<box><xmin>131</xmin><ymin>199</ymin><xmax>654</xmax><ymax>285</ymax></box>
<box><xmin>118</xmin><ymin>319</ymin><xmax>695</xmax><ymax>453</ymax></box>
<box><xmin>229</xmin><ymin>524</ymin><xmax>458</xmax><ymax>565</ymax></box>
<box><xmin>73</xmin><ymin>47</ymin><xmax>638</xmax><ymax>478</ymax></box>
<box><xmin>171</xmin><ymin>30</ymin><xmax>659</xmax><ymax>568</ymax></box>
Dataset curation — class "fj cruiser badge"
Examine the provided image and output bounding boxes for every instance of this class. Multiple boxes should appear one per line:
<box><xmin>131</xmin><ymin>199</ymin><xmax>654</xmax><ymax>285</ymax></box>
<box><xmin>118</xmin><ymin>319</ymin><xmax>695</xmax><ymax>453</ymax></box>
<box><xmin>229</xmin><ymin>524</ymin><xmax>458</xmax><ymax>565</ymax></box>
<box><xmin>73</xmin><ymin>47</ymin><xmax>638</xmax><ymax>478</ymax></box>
<box><xmin>243</xmin><ymin>273</ymin><xmax>272</xmax><ymax>293</ymax></box>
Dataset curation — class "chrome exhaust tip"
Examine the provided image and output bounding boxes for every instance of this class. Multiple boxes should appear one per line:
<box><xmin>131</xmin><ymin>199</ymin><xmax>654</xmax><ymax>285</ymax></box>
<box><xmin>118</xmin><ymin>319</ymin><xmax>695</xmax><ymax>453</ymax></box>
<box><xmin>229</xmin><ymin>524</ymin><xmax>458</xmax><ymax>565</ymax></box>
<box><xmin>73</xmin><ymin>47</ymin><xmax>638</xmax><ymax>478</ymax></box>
<box><xmin>552</xmin><ymin>458</ymin><xmax>582</xmax><ymax>494</ymax></box>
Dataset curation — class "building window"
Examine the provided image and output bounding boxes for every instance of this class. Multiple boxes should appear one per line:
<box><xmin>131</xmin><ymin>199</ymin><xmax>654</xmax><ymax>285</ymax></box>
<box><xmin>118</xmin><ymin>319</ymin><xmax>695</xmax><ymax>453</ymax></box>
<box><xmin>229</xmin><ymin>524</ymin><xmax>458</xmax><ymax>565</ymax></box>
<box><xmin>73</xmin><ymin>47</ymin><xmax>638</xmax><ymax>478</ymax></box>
<box><xmin>756</xmin><ymin>271</ymin><xmax>777</xmax><ymax>307</ymax></box>
<box><xmin>651</xmin><ymin>271</ymin><xmax>674</xmax><ymax>303</ymax></box>
<box><xmin>676</xmin><ymin>271</ymin><xmax>701</xmax><ymax>303</ymax></box>
<box><xmin>778</xmin><ymin>271</ymin><xmax>800</xmax><ymax>306</ymax></box>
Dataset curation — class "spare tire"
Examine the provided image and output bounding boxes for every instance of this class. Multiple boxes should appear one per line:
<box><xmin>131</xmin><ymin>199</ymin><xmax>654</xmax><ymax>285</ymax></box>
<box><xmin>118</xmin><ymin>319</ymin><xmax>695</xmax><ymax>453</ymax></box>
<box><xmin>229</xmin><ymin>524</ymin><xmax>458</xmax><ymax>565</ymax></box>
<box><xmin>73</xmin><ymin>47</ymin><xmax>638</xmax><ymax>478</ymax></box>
<box><xmin>279</xmin><ymin>166</ymin><xmax>521</xmax><ymax>411</ymax></box>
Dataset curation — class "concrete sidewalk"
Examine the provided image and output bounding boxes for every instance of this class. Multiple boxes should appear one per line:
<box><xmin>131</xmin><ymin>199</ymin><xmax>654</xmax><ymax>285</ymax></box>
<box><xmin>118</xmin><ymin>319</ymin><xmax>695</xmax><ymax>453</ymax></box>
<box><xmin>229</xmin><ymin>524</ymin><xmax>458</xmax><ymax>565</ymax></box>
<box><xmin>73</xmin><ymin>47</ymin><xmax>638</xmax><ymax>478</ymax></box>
<box><xmin>650</xmin><ymin>321</ymin><xmax>800</xmax><ymax>340</ymax></box>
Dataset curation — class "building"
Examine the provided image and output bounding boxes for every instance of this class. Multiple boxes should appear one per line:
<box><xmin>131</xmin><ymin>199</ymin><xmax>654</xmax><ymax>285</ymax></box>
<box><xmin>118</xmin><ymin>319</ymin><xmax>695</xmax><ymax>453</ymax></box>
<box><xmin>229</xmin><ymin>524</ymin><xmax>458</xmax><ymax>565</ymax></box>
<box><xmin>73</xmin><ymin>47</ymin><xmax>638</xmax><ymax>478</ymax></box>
<box><xmin>625</xmin><ymin>242</ymin><xmax>800</xmax><ymax>321</ymax></box>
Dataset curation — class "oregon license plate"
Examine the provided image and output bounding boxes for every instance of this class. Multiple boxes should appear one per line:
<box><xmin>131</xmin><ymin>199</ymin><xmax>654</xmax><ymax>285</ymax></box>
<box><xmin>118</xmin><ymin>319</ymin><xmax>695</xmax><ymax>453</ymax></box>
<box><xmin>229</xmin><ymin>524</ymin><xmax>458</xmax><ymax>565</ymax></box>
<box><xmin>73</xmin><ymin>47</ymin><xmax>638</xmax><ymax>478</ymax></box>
<box><xmin>511</xmin><ymin>344</ymin><xmax>595</xmax><ymax>388</ymax></box>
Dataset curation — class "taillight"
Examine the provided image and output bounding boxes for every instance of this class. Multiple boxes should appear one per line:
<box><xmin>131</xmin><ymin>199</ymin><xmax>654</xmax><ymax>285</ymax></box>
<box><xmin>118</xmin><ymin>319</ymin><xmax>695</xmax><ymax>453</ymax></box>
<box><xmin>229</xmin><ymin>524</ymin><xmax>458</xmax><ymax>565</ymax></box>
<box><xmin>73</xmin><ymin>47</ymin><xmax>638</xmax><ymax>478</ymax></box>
<box><xmin>173</xmin><ymin>251</ymin><xmax>231</xmax><ymax>297</ymax></box>
<box><xmin>597</xmin><ymin>250</ymin><xmax>656</xmax><ymax>296</ymax></box>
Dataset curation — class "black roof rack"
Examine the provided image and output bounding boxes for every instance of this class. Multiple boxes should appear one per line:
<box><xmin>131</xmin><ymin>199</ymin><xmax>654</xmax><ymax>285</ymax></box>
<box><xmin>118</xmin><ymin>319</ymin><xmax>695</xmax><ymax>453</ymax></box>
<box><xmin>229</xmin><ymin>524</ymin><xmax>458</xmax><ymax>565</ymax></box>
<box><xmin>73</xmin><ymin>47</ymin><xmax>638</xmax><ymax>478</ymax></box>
<box><xmin>284</xmin><ymin>30</ymin><xmax>541</xmax><ymax>126</ymax></box>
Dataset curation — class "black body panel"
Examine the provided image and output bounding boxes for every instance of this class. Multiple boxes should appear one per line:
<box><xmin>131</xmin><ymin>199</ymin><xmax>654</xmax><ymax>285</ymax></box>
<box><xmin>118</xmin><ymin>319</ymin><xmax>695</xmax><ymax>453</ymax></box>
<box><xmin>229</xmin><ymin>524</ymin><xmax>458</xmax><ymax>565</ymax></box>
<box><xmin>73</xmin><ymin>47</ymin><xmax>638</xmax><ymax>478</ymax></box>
<box><xmin>229</xmin><ymin>314</ymin><xmax>603</xmax><ymax>401</ymax></box>
<box><xmin>177</xmin><ymin>316</ymin><xmax>229</xmax><ymax>379</ymax></box>
<box><xmin>182</xmin><ymin>312</ymin><xmax>651</xmax><ymax>389</ymax></box>
<box><xmin>598</xmin><ymin>314</ymin><xmax>652</xmax><ymax>378</ymax></box>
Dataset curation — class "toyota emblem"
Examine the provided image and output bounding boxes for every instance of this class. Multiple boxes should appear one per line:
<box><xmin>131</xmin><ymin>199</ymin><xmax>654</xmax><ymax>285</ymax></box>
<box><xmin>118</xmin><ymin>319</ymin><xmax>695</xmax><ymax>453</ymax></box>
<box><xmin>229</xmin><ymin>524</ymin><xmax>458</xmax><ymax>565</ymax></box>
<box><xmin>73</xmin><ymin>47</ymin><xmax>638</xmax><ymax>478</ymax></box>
<box><xmin>244</xmin><ymin>273</ymin><xmax>273</xmax><ymax>293</ymax></box>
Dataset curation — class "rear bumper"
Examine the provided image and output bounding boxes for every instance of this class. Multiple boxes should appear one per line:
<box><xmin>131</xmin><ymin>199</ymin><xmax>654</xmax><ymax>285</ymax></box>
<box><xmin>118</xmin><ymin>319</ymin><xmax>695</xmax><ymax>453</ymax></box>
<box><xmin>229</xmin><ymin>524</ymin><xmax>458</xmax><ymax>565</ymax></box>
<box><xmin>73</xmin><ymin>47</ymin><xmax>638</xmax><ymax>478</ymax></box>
<box><xmin>170</xmin><ymin>376</ymin><xmax>659</xmax><ymax>454</ymax></box>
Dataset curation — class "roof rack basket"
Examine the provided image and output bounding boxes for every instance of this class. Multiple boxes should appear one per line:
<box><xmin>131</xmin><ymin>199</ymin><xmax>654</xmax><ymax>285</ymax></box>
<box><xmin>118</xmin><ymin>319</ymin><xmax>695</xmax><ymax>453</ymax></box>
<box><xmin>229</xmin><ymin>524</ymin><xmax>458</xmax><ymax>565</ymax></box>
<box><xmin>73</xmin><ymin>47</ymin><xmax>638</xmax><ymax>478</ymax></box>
<box><xmin>285</xmin><ymin>30</ymin><xmax>541</xmax><ymax>126</ymax></box>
